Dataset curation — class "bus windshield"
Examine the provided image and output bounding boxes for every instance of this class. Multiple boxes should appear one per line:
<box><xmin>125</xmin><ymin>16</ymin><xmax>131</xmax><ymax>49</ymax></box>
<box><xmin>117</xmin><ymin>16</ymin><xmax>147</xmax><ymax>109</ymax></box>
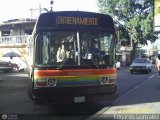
<box><xmin>35</xmin><ymin>31</ymin><xmax>115</xmax><ymax>69</ymax></box>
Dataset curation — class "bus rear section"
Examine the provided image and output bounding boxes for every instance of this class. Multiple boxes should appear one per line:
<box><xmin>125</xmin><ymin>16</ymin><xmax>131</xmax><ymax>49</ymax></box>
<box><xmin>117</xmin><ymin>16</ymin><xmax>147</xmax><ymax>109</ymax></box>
<box><xmin>27</xmin><ymin>11</ymin><xmax>117</xmax><ymax>104</ymax></box>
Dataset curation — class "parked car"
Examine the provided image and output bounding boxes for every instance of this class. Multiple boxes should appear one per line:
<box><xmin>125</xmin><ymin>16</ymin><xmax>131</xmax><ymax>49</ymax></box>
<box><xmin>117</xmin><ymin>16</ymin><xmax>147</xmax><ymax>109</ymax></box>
<box><xmin>129</xmin><ymin>58</ymin><xmax>153</xmax><ymax>74</ymax></box>
<box><xmin>0</xmin><ymin>61</ymin><xmax>20</xmax><ymax>73</ymax></box>
<box><xmin>0</xmin><ymin>61</ymin><xmax>13</xmax><ymax>73</ymax></box>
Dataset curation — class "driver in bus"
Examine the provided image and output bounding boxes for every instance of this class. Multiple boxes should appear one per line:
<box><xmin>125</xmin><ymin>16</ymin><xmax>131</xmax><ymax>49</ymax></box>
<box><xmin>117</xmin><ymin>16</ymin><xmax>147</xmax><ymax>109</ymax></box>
<box><xmin>84</xmin><ymin>39</ymin><xmax>99</xmax><ymax>59</ymax></box>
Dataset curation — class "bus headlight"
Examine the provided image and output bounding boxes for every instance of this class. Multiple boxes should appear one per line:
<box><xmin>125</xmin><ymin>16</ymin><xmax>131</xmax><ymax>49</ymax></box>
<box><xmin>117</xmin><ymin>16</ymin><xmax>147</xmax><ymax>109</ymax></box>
<box><xmin>100</xmin><ymin>77</ymin><xmax>109</xmax><ymax>84</ymax></box>
<box><xmin>47</xmin><ymin>78</ymin><xmax>57</xmax><ymax>86</ymax></box>
<box><xmin>100</xmin><ymin>76</ymin><xmax>116</xmax><ymax>85</ymax></box>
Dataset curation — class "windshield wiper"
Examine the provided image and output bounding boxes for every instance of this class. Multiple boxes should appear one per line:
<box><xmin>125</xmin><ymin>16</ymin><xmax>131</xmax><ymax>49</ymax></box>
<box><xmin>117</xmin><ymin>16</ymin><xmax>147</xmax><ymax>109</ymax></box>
<box><xmin>56</xmin><ymin>61</ymin><xmax>66</xmax><ymax>70</ymax></box>
<box><xmin>91</xmin><ymin>59</ymin><xmax>99</xmax><ymax>68</ymax></box>
<box><xmin>57</xmin><ymin>58</ymin><xmax>99</xmax><ymax>69</ymax></box>
<box><xmin>56</xmin><ymin>58</ymin><xmax>76</xmax><ymax>69</ymax></box>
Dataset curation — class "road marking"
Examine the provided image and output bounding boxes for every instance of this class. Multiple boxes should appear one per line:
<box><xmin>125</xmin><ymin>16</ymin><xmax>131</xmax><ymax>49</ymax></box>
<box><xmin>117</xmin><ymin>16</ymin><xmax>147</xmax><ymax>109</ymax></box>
<box><xmin>149</xmin><ymin>75</ymin><xmax>155</xmax><ymax>79</ymax></box>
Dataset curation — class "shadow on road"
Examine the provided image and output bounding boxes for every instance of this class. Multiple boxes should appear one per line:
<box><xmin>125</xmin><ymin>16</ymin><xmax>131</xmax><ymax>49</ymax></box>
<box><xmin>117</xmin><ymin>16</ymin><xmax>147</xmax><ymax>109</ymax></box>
<box><xmin>50</xmin><ymin>102</ymin><xmax>111</xmax><ymax>115</ymax></box>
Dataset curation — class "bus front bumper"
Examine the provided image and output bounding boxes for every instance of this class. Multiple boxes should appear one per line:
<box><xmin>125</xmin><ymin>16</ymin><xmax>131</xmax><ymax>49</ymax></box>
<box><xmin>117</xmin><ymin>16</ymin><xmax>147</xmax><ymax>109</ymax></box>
<box><xmin>32</xmin><ymin>85</ymin><xmax>117</xmax><ymax>104</ymax></box>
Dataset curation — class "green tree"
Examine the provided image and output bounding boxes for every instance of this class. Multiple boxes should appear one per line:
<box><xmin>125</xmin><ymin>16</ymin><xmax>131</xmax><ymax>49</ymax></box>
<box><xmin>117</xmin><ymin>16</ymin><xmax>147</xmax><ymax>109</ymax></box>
<box><xmin>97</xmin><ymin>0</ymin><xmax>158</xmax><ymax>59</ymax></box>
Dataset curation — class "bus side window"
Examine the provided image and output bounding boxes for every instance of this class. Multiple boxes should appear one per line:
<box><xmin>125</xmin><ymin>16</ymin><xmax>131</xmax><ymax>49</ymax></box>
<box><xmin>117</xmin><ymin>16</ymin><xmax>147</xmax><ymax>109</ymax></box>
<box><xmin>42</xmin><ymin>35</ymin><xmax>49</xmax><ymax>64</ymax></box>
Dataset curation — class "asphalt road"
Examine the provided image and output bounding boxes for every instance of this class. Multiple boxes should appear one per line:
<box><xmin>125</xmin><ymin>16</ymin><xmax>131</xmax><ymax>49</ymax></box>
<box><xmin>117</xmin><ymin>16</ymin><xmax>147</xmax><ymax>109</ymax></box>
<box><xmin>0</xmin><ymin>67</ymin><xmax>157</xmax><ymax>120</ymax></box>
<box><xmin>89</xmin><ymin>67</ymin><xmax>160</xmax><ymax>120</ymax></box>
<box><xmin>116</xmin><ymin>67</ymin><xmax>154</xmax><ymax>96</ymax></box>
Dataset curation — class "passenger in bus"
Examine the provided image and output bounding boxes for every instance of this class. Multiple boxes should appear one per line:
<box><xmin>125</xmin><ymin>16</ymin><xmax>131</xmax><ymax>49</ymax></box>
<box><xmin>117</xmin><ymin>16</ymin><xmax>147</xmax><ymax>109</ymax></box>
<box><xmin>56</xmin><ymin>41</ymin><xmax>70</xmax><ymax>62</ymax></box>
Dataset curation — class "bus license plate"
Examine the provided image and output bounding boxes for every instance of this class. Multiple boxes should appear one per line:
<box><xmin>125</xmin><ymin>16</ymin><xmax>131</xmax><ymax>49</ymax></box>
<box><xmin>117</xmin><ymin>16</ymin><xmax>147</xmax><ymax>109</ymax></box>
<box><xmin>74</xmin><ymin>96</ymin><xmax>85</xmax><ymax>103</ymax></box>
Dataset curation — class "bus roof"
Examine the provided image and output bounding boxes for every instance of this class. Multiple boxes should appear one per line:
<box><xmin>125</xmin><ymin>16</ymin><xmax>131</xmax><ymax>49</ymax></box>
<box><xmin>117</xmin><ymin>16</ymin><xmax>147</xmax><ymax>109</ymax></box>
<box><xmin>36</xmin><ymin>11</ymin><xmax>115</xmax><ymax>32</ymax></box>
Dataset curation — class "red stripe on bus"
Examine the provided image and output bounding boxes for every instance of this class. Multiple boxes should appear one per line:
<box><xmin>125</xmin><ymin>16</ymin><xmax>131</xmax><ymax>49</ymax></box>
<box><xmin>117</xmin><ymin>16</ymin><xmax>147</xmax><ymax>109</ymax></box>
<box><xmin>34</xmin><ymin>68</ymin><xmax>116</xmax><ymax>77</ymax></box>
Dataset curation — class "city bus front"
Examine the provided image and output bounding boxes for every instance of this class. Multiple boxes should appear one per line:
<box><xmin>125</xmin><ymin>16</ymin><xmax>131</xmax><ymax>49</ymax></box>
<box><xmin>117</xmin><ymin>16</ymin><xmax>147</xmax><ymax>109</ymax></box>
<box><xmin>28</xmin><ymin>11</ymin><xmax>117</xmax><ymax>104</ymax></box>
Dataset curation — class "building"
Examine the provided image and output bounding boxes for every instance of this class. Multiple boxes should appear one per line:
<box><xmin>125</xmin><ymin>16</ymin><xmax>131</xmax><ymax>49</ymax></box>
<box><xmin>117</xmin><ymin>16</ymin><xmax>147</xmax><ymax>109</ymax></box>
<box><xmin>0</xmin><ymin>18</ymin><xmax>36</xmax><ymax>37</ymax></box>
<box><xmin>0</xmin><ymin>18</ymin><xmax>36</xmax><ymax>71</ymax></box>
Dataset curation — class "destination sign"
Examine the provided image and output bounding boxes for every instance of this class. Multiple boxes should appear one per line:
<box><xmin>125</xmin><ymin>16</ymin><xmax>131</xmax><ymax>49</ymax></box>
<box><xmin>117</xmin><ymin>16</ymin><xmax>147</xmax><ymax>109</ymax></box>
<box><xmin>56</xmin><ymin>16</ymin><xmax>98</xmax><ymax>26</ymax></box>
<box><xmin>37</xmin><ymin>11</ymin><xmax>115</xmax><ymax>31</ymax></box>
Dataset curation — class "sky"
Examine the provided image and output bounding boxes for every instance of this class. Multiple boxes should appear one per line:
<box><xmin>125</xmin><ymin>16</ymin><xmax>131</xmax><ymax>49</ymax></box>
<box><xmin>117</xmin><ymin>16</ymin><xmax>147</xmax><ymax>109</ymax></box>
<box><xmin>0</xmin><ymin>0</ymin><xmax>99</xmax><ymax>22</ymax></box>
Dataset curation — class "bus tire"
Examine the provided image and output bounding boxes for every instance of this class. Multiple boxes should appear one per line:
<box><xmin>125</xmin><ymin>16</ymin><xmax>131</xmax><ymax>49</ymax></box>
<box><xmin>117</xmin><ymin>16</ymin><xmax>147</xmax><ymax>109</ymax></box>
<box><xmin>28</xmin><ymin>78</ymin><xmax>33</xmax><ymax>100</ymax></box>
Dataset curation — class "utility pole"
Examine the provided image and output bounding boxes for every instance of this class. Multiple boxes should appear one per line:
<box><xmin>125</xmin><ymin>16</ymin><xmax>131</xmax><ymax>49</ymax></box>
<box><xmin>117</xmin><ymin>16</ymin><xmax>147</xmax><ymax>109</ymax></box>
<box><xmin>39</xmin><ymin>4</ymin><xmax>42</xmax><ymax>15</ymax></box>
<box><xmin>30</xmin><ymin>8</ymin><xmax>38</xmax><ymax>19</ymax></box>
<box><xmin>30</xmin><ymin>4</ymin><xmax>48</xmax><ymax>19</ymax></box>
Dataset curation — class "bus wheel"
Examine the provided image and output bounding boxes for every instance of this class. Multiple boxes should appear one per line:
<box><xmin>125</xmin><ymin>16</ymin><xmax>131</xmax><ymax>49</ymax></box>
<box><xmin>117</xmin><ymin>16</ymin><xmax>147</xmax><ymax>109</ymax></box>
<box><xmin>28</xmin><ymin>78</ymin><xmax>33</xmax><ymax>100</ymax></box>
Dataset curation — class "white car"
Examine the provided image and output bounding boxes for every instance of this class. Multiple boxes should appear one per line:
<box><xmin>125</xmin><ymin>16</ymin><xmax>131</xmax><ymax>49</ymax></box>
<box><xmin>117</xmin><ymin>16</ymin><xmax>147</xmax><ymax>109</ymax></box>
<box><xmin>129</xmin><ymin>58</ymin><xmax>153</xmax><ymax>74</ymax></box>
